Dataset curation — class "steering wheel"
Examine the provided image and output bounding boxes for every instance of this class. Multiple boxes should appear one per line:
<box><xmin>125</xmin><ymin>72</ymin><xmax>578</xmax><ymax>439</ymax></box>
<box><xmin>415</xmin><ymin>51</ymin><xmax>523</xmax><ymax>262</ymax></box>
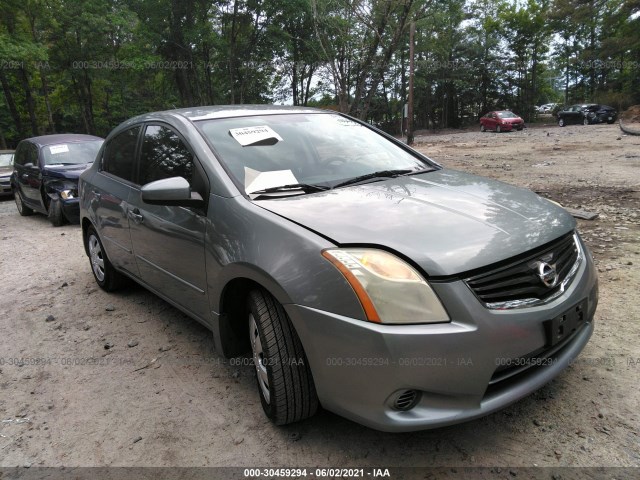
<box><xmin>318</xmin><ymin>156</ymin><xmax>347</xmax><ymax>168</ymax></box>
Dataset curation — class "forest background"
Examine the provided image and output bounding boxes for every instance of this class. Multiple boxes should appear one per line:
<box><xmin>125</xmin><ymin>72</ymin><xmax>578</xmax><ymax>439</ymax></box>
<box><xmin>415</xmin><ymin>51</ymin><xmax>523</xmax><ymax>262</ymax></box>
<box><xmin>1</xmin><ymin>0</ymin><xmax>639</xmax><ymax>147</ymax></box>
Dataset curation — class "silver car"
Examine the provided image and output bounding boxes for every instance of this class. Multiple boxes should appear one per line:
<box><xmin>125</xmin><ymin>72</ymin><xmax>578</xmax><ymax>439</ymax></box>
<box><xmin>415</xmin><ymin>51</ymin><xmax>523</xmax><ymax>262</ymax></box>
<box><xmin>79</xmin><ymin>106</ymin><xmax>598</xmax><ymax>432</ymax></box>
<box><xmin>0</xmin><ymin>150</ymin><xmax>14</xmax><ymax>196</ymax></box>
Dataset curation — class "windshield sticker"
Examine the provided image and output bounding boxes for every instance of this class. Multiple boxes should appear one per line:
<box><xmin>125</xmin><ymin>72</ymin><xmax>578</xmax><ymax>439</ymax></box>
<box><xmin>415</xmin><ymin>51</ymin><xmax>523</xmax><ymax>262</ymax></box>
<box><xmin>49</xmin><ymin>144</ymin><xmax>70</xmax><ymax>155</ymax></box>
<box><xmin>229</xmin><ymin>125</ymin><xmax>283</xmax><ymax>147</ymax></box>
<box><xmin>244</xmin><ymin>167</ymin><xmax>298</xmax><ymax>196</ymax></box>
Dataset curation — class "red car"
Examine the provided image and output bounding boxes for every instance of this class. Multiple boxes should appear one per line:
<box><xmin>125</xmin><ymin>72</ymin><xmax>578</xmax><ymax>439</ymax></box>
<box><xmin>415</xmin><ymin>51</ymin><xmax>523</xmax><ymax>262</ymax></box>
<box><xmin>480</xmin><ymin>111</ymin><xmax>525</xmax><ymax>132</ymax></box>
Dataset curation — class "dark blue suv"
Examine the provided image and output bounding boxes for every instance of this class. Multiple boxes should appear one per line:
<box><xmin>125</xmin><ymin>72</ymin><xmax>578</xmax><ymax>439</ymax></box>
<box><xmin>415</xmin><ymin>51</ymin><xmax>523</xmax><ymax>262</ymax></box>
<box><xmin>11</xmin><ymin>134</ymin><xmax>103</xmax><ymax>226</ymax></box>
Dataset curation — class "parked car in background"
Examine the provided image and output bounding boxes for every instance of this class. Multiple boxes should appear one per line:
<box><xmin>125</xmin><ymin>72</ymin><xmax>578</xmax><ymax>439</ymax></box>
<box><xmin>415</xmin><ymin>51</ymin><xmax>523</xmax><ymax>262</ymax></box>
<box><xmin>480</xmin><ymin>111</ymin><xmax>525</xmax><ymax>132</ymax></box>
<box><xmin>80</xmin><ymin>106</ymin><xmax>597</xmax><ymax>432</ymax></box>
<box><xmin>556</xmin><ymin>104</ymin><xmax>617</xmax><ymax>127</ymax></box>
<box><xmin>0</xmin><ymin>150</ymin><xmax>15</xmax><ymax>197</ymax></box>
<box><xmin>540</xmin><ymin>103</ymin><xmax>558</xmax><ymax>113</ymax></box>
<box><xmin>11</xmin><ymin>134</ymin><xmax>103</xmax><ymax>225</ymax></box>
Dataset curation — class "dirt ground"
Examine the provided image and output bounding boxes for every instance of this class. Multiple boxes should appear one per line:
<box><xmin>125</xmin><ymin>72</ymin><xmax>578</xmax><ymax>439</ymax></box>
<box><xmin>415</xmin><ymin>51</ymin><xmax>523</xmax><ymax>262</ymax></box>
<box><xmin>0</xmin><ymin>122</ymin><xmax>638</xmax><ymax>473</ymax></box>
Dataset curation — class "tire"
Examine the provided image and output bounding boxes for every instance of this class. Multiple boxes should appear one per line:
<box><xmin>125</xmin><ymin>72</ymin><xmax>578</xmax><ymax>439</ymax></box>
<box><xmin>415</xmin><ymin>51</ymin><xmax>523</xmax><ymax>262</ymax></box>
<box><xmin>558</xmin><ymin>118</ymin><xmax>565</xmax><ymax>127</ymax></box>
<box><xmin>86</xmin><ymin>226</ymin><xmax>126</xmax><ymax>291</ymax></box>
<box><xmin>47</xmin><ymin>197</ymin><xmax>66</xmax><ymax>226</ymax></box>
<box><xmin>14</xmin><ymin>189</ymin><xmax>34</xmax><ymax>216</ymax></box>
<box><xmin>583</xmin><ymin>117</ymin><xmax>589</xmax><ymax>126</ymax></box>
<box><xmin>607</xmin><ymin>119</ymin><xmax>615</xmax><ymax>124</ymax></box>
<box><xmin>247</xmin><ymin>289</ymin><xmax>318</xmax><ymax>425</ymax></box>
<box><xmin>517</xmin><ymin>125</ymin><xmax>523</xmax><ymax>131</ymax></box>
<box><xmin>496</xmin><ymin>125</ymin><xmax>502</xmax><ymax>133</ymax></box>
<box><xmin>480</xmin><ymin>124</ymin><xmax>486</xmax><ymax>132</ymax></box>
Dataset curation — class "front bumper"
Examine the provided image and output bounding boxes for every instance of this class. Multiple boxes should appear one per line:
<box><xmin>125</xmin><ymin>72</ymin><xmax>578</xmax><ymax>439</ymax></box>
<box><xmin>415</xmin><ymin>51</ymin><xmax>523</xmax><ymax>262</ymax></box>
<box><xmin>59</xmin><ymin>197</ymin><xmax>81</xmax><ymax>223</ymax></box>
<box><xmin>0</xmin><ymin>178</ymin><xmax>11</xmax><ymax>196</ymax></box>
<box><xmin>286</xmin><ymin>242</ymin><xmax>597</xmax><ymax>432</ymax></box>
<box><xmin>504</xmin><ymin>122</ymin><xmax>523</xmax><ymax>130</ymax></box>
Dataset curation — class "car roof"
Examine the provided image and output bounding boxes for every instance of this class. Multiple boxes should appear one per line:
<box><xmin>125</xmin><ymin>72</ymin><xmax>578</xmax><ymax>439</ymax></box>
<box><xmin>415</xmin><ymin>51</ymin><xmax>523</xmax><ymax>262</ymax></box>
<box><xmin>23</xmin><ymin>134</ymin><xmax>104</xmax><ymax>147</ymax></box>
<box><xmin>125</xmin><ymin>105</ymin><xmax>330</xmax><ymax>124</ymax></box>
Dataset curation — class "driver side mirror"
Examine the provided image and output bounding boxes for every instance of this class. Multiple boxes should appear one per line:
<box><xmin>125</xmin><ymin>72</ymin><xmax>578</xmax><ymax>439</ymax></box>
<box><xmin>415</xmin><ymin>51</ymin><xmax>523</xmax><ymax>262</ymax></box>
<box><xmin>141</xmin><ymin>176</ymin><xmax>204</xmax><ymax>208</ymax></box>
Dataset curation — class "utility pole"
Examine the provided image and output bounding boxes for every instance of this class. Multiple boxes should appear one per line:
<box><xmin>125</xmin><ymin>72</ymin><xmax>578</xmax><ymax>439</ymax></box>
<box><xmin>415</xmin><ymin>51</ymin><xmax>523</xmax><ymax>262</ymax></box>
<box><xmin>407</xmin><ymin>21</ymin><xmax>415</xmax><ymax>145</ymax></box>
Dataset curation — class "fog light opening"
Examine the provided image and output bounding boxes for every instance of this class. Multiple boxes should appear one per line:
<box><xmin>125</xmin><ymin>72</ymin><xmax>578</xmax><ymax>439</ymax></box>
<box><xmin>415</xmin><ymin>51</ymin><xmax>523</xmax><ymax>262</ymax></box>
<box><xmin>393</xmin><ymin>389</ymin><xmax>421</xmax><ymax>411</ymax></box>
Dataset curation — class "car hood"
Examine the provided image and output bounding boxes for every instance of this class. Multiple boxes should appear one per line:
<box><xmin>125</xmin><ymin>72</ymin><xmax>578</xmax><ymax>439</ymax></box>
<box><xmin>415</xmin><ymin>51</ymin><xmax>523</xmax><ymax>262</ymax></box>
<box><xmin>43</xmin><ymin>163</ymin><xmax>92</xmax><ymax>180</ymax></box>
<box><xmin>254</xmin><ymin>170</ymin><xmax>576</xmax><ymax>277</ymax></box>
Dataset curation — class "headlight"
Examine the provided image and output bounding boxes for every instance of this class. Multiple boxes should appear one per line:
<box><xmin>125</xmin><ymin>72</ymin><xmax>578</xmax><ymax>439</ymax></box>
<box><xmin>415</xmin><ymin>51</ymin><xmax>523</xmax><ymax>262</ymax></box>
<box><xmin>60</xmin><ymin>189</ymin><xmax>76</xmax><ymax>200</ymax></box>
<box><xmin>322</xmin><ymin>248</ymin><xmax>450</xmax><ymax>324</ymax></box>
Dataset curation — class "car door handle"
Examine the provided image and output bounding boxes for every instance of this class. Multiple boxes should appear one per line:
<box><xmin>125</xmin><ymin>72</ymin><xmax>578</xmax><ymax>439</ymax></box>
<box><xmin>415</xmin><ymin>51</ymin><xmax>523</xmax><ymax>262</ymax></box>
<box><xmin>92</xmin><ymin>190</ymin><xmax>101</xmax><ymax>200</ymax></box>
<box><xmin>128</xmin><ymin>208</ymin><xmax>143</xmax><ymax>224</ymax></box>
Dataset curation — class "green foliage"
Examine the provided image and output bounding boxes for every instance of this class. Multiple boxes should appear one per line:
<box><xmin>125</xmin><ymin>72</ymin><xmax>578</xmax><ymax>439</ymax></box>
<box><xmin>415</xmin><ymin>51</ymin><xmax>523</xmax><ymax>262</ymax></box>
<box><xmin>0</xmin><ymin>0</ymin><xmax>638</xmax><ymax>145</ymax></box>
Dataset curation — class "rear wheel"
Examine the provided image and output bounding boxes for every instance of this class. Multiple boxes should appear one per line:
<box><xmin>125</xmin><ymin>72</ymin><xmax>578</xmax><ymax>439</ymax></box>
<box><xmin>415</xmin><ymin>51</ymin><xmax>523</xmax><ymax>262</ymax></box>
<box><xmin>558</xmin><ymin>118</ymin><xmax>565</xmax><ymax>127</ymax></box>
<box><xmin>14</xmin><ymin>189</ymin><xmax>33</xmax><ymax>216</ymax></box>
<box><xmin>47</xmin><ymin>197</ymin><xmax>66</xmax><ymax>226</ymax></box>
<box><xmin>86</xmin><ymin>226</ymin><xmax>126</xmax><ymax>291</ymax></box>
<box><xmin>480</xmin><ymin>124</ymin><xmax>486</xmax><ymax>132</ymax></box>
<box><xmin>247</xmin><ymin>288</ymin><xmax>318</xmax><ymax>425</ymax></box>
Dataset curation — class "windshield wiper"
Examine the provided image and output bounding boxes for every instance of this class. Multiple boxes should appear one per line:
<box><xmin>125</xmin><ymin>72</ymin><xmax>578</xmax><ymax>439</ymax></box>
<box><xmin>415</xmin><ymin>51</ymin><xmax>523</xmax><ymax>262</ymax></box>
<box><xmin>249</xmin><ymin>183</ymin><xmax>330</xmax><ymax>197</ymax></box>
<box><xmin>332</xmin><ymin>169</ymin><xmax>415</xmax><ymax>189</ymax></box>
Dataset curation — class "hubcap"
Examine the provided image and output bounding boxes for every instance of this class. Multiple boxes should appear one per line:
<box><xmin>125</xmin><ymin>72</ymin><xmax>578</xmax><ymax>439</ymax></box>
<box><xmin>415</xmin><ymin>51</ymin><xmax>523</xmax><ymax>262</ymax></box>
<box><xmin>88</xmin><ymin>235</ymin><xmax>105</xmax><ymax>282</ymax></box>
<box><xmin>249</xmin><ymin>313</ymin><xmax>270</xmax><ymax>404</ymax></box>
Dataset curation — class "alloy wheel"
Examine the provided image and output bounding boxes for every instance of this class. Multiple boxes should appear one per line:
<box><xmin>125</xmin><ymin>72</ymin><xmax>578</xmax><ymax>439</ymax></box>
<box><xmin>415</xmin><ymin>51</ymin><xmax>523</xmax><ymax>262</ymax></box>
<box><xmin>250</xmin><ymin>313</ymin><xmax>271</xmax><ymax>404</ymax></box>
<box><xmin>88</xmin><ymin>234</ymin><xmax>106</xmax><ymax>282</ymax></box>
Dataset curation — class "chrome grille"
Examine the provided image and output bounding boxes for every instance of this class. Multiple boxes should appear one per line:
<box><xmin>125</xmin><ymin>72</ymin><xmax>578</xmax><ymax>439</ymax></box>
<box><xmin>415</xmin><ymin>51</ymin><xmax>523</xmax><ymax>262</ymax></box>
<box><xmin>466</xmin><ymin>233</ymin><xmax>581</xmax><ymax>309</ymax></box>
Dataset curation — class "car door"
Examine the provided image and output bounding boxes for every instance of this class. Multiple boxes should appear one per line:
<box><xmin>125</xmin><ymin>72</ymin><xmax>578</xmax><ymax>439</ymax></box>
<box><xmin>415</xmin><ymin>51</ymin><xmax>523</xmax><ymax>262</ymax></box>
<box><xmin>128</xmin><ymin>124</ymin><xmax>210</xmax><ymax>321</ymax></box>
<box><xmin>14</xmin><ymin>142</ymin><xmax>43</xmax><ymax>209</ymax></box>
<box><xmin>569</xmin><ymin>106</ymin><xmax>583</xmax><ymax>124</ymax></box>
<box><xmin>483</xmin><ymin>113</ymin><xmax>494</xmax><ymax>129</ymax></box>
<box><xmin>91</xmin><ymin>126</ymin><xmax>141</xmax><ymax>277</ymax></box>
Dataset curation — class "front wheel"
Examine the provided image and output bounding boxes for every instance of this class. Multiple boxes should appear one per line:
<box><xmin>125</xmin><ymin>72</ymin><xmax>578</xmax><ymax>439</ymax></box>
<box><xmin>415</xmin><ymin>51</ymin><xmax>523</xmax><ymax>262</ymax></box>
<box><xmin>86</xmin><ymin>226</ymin><xmax>126</xmax><ymax>291</ymax></box>
<box><xmin>480</xmin><ymin>124</ymin><xmax>486</xmax><ymax>132</ymax></box>
<box><xmin>496</xmin><ymin>125</ymin><xmax>502</xmax><ymax>133</ymax></box>
<box><xmin>583</xmin><ymin>117</ymin><xmax>589</xmax><ymax>126</ymax></box>
<box><xmin>14</xmin><ymin>189</ymin><xmax>34</xmax><ymax>216</ymax></box>
<box><xmin>247</xmin><ymin>289</ymin><xmax>318</xmax><ymax>425</ymax></box>
<box><xmin>47</xmin><ymin>197</ymin><xmax>66</xmax><ymax>226</ymax></box>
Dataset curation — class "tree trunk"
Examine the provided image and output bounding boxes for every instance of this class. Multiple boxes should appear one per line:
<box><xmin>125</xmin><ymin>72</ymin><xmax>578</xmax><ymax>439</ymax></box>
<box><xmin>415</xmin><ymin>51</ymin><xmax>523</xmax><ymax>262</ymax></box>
<box><xmin>0</xmin><ymin>70</ymin><xmax>24</xmax><ymax>137</ymax></box>
<box><xmin>19</xmin><ymin>67</ymin><xmax>39</xmax><ymax>136</ymax></box>
<box><xmin>40</xmin><ymin>69</ymin><xmax>55</xmax><ymax>133</ymax></box>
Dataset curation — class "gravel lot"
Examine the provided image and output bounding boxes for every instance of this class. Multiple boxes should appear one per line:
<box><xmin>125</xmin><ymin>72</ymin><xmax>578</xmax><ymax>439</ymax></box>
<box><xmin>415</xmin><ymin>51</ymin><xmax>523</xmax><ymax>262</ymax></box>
<box><xmin>0</xmin><ymin>123</ymin><xmax>638</xmax><ymax>474</ymax></box>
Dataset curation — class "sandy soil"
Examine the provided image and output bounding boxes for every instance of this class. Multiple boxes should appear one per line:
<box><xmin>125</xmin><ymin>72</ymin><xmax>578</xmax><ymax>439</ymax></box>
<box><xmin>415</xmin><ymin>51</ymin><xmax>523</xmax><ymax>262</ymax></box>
<box><xmin>0</xmin><ymin>123</ymin><xmax>638</xmax><ymax>472</ymax></box>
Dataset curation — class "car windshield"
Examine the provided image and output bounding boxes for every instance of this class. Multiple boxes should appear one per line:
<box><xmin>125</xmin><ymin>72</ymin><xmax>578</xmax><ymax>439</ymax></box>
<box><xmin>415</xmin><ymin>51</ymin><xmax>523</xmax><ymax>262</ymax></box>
<box><xmin>42</xmin><ymin>140</ymin><xmax>103</xmax><ymax>166</ymax></box>
<box><xmin>497</xmin><ymin>111</ymin><xmax>517</xmax><ymax>118</ymax></box>
<box><xmin>197</xmin><ymin>113</ymin><xmax>433</xmax><ymax>195</ymax></box>
<box><xmin>0</xmin><ymin>153</ymin><xmax>13</xmax><ymax>167</ymax></box>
